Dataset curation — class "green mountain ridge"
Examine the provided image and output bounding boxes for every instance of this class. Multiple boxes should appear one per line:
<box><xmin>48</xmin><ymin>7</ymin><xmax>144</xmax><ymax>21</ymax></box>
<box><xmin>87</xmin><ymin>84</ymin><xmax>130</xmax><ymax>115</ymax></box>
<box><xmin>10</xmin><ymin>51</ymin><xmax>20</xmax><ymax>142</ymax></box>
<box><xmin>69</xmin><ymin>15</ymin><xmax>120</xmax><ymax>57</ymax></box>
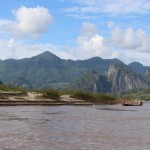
<box><xmin>0</xmin><ymin>51</ymin><xmax>149</xmax><ymax>92</ymax></box>
<box><xmin>128</xmin><ymin>62</ymin><xmax>148</xmax><ymax>76</ymax></box>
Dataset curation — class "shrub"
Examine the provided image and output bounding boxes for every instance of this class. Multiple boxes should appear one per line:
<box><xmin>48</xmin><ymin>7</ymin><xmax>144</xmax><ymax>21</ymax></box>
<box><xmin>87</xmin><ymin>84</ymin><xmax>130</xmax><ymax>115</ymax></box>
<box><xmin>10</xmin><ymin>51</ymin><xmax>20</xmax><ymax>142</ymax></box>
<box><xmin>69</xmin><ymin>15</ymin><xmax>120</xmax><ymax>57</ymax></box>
<box><xmin>0</xmin><ymin>94</ymin><xmax>6</xmax><ymax>99</ymax></box>
<box><xmin>96</xmin><ymin>93</ymin><xmax>116</xmax><ymax>104</ymax></box>
<box><xmin>71</xmin><ymin>91</ymin><xmax>116</xmax><ymax>104</ymax></box>
<box><xmin>42</xmin><ymin>89</ymin><xmax>60</xmax><ymax>100</ymax></box>
<box><xmin>71</xmin><ymin>91</ymin><xmax>96</xmax><ymax>101</ymax></box>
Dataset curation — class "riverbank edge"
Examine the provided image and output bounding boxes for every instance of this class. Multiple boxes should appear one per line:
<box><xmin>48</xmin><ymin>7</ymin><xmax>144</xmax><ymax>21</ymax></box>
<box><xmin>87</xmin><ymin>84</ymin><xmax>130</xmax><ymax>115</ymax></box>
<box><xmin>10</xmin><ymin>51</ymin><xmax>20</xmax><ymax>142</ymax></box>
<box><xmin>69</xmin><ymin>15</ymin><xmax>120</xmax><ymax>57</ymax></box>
<box><xmin>0</xmin><ymin>92</ymin><xmax>117</xmax><ymax>106</ymax></box>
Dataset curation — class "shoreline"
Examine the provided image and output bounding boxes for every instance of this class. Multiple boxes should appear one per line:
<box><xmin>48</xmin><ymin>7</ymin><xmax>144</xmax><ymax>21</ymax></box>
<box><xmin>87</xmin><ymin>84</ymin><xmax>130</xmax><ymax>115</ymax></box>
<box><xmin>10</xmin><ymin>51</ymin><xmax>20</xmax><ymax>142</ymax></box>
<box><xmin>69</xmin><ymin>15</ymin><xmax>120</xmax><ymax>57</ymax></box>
<box><xmin>0</xmin><ymin>92</ymin><xmax>94</xmax><ymax>106</ymax></box>
<box><xmin>1</xmin><ymin>92</ymin><xmax>146</xmax><ymax>106</ymax></box>
<box><xmin>0</xmin><ymin>103</ymin><xmax>93</xmax><ymax>106</ymax></box>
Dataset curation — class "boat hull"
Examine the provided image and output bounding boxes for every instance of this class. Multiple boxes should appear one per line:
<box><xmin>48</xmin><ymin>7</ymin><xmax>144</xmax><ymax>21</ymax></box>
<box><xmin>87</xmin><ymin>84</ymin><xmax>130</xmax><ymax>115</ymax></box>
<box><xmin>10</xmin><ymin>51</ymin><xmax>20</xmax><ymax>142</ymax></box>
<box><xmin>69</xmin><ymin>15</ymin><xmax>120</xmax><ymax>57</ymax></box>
<box><xmin>122</xmin><ymin>102</ymin><xmax>143</xmax><ymax>106</ymax></box>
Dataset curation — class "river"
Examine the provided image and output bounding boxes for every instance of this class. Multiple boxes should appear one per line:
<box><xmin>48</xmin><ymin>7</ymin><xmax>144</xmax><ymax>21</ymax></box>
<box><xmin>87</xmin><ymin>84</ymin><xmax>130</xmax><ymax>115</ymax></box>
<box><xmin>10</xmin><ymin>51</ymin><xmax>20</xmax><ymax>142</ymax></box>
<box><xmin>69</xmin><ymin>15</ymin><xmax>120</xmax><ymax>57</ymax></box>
<box><xmin>0</xmin><ymin>103</ymin><xmax>150</xmax><ymax>150</ymax></box>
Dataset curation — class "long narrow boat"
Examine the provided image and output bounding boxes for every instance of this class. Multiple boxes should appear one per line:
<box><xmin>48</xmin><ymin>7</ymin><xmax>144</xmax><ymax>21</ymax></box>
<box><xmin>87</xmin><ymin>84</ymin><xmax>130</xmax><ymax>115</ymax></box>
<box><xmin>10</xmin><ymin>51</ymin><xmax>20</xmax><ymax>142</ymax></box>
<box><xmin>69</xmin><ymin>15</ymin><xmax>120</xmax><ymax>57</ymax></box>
<box><xmin>122</xmin><ymin>101</ymin><xmax>143</xmax><ymax>106</ymax></box>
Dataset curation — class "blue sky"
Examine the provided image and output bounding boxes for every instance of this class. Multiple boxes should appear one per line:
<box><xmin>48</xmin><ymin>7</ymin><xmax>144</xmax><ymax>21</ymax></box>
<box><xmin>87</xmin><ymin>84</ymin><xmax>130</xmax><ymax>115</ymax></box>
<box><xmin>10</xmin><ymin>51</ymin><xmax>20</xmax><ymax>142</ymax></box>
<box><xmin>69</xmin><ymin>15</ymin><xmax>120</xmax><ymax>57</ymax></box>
<box><xmin>0</xmin><ymin>0</ymin><xmax>150</xmax><ymax>65</ymax></box>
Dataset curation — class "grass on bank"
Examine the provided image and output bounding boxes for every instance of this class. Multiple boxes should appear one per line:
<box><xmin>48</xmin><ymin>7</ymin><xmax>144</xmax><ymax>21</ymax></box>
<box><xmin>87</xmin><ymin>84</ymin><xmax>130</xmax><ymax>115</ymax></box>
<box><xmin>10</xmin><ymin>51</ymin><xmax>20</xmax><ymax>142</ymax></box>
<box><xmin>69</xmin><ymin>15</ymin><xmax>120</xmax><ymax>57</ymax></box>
<box><xmin>69</xmin><ymin>91</ymin><xmax>117</xmax><ymax>104</ymax></box>
<box><xmin>0</xmin><ymin>84</ymin><xmax>27</xmax><ymax>99</ymax></box>
<box><xmin>36</xmin><ymin>89</ymin><xmax>116</xmax><ymax>103</ymax></box>
<box><xmin>0</xmin><ymin>84</ymin><xmax>117</xmax><ymax>102</ymax></box>
<box><xmin>36</xmin><ymin>89</ymin><xmax>60</xmax><ymax>100</ymax></box>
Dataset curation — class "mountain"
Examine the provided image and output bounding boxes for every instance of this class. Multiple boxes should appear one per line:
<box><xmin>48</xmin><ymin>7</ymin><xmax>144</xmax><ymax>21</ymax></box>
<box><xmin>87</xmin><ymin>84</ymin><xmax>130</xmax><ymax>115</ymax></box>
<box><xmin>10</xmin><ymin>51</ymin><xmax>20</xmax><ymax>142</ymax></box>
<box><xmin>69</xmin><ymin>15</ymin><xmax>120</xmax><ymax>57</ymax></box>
<box><xmin>0</xmin><ymin>51</ymin><xmax>65</xmax><ymax>89</ymax></box>
<box><xmin>0</xmin><ymin>51</ymin><xmax>149</xmax><ymax>91</ymax></box>
<box><xmin>0</xmin><ymin>51</ymin><xmax>122</xmax><ymax>89</ymax></box>
<box><xmin>67</xmin><ymin>70</ymin><xmax>111</xmax><ymax>93</ymax></box>
<box><xmin>68</xmin><ymin>63</ymin><xmax>150</xmax><ymax>93</ymax></box>
<box><xmin>33</xmin><ymin>51</ymin><xmax>61</xmax><ymax>60</ymax></box>
<box><xmin>128</xmin><ymin>62</ymin><xmax>148</xmax><ymax>76</ymax></box>
<box><xmin>108</xmin><ymin>63</ymin><xmax>149</xmax><ymax>92</ymax></box>
<box><xmin>128</xmin><ymin>62</ymin><xmax>150</xmax><ymax>84</ymax></box>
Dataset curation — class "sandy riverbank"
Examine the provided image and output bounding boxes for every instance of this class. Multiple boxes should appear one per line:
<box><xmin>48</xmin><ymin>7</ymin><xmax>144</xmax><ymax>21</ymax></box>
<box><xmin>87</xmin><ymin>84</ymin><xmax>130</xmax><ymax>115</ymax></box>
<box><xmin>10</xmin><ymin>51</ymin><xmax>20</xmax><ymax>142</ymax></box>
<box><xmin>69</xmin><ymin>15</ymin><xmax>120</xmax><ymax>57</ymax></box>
<box><xmin>0</xmin><ymin>92</ymin><xmax>144</xmax><ymax>106</ymax></box>
<box><xmin>0</xmin><ymin>92</ymin><xmax>93</xmax><ymax>106</ymax></box>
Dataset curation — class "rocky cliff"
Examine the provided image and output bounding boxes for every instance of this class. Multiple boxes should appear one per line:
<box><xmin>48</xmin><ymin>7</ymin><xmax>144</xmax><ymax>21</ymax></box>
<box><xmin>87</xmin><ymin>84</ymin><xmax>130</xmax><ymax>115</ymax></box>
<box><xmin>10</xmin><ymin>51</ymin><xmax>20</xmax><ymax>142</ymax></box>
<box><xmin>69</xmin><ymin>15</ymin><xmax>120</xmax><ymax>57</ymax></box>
<box><xmin>107</xmin><ymin>63</ymin><xmax>149</xmax><ymax>92</ymax></box>
<box><xmin>145</xmin><ymin>67</ymin><xmax>150</xmax><ymax>83</ymax></box>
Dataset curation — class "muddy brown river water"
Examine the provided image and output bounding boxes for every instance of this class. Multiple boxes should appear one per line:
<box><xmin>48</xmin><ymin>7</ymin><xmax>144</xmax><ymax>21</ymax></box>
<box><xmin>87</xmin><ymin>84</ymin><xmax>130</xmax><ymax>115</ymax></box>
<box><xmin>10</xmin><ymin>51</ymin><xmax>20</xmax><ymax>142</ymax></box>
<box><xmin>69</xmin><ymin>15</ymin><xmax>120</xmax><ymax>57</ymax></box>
<box><xmin>0</xmin><ymin>103</ymin><xmax>150</xmax><ymax>150</ymax></box>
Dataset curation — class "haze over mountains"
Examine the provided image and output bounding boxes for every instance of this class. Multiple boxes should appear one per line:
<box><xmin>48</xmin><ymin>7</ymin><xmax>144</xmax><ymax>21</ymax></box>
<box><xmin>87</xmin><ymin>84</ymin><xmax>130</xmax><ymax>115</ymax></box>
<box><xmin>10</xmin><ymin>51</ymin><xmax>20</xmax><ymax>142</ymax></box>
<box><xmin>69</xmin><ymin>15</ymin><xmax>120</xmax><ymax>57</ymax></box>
<box><xmin>0</xmin><ymin>51</ymin><xmax>149</xmax><ymax>92</ymax></box>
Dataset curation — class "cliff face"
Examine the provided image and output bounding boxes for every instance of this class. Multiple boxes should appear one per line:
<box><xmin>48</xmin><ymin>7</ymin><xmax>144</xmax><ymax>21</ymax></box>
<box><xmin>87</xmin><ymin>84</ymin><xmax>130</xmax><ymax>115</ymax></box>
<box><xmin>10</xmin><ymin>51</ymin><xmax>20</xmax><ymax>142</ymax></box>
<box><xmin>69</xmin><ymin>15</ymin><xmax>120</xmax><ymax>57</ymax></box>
<box><xmin>107</xmin><ymin>63</ymin><xmax>149</xmax><ymax>92</ymax></box>
<box><xmin>67</xmin><ymin>70</ymin><xmax>111</xmax><ymax>93</ymax></box>
<box><xmin>144</xmin><ymin>67</ymin><xmax>150</xmax><ymax>85</ymax></box>
<box><xmin>68</xmin><ymin>63</ymin><xmax>150</xmax><ymax>93</ymax></box>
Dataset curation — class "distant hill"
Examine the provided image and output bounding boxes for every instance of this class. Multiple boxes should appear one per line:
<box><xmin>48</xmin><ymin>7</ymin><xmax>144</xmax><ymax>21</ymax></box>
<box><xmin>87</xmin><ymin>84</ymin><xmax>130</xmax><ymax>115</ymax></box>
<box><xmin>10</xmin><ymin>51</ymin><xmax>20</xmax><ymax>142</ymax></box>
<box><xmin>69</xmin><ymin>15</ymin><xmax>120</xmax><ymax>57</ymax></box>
<box><xmin>0</xmin><ymin>51</ymin><xmax>149</xmax><ymax>92</ymax></box>
<box><xmin>128</xmin><ymin>62</ymin><xmax>148</xmax><ymax>76</ymax></box>
<box><xmin>0</xmin><ymin>51</ymin><xmax>122</xmax><ymax>89</ymax></box>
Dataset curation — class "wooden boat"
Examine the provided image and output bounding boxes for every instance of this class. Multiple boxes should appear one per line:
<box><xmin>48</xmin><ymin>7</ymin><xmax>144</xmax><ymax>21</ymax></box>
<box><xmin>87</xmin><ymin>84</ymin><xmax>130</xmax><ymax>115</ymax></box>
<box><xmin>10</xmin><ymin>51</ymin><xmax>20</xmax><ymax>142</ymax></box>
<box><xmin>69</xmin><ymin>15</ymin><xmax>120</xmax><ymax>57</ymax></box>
<box><xmin>122</xmin><ymin>101</ymin><xmax>143</xmax><ymax>106</ymax></box>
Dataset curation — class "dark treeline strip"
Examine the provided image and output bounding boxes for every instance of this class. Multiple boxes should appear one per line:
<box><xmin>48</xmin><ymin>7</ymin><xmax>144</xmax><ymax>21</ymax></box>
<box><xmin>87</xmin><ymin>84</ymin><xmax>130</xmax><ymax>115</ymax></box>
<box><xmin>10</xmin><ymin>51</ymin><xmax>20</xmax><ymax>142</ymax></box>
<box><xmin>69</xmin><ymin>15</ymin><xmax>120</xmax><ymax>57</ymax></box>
<box><xmin>69</xmin><ymin>91</ymin><xmax>117</xmax><ymax>104</ymax></box>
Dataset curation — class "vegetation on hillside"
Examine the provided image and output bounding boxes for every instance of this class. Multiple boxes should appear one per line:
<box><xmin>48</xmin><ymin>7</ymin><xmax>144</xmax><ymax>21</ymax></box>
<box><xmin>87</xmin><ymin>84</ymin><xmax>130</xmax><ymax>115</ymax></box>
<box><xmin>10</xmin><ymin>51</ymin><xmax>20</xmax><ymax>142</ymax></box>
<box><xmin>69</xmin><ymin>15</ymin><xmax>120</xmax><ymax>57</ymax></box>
<box><xmin>0</xmin><ymin>84</ymin><xmax>27</xmax><ymax>93</ymax></box>
<box><xmin>67</xmin><ymin>70</ymin><xmax>111</xmax><ymax>93</ymax></box>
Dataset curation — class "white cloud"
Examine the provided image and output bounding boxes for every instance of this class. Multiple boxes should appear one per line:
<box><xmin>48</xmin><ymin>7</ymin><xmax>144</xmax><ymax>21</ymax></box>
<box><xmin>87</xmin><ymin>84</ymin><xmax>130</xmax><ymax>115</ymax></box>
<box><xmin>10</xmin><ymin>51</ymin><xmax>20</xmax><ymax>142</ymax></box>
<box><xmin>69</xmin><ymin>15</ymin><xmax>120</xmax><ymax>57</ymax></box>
<box><xmin>63</xmin><ymin>0</ymin><xmax>150</xmax><ymax>17</ymax></box>
<box><xmin>116</xmin><ymin>50</ymin><xmax>150</xmax><ymax>66</ymax></box>
<box><xmin>0</xmin><ymin>6</ymin><xmax>53</xmax><ymax>39</ymax></box>
<box><xmin>71</xmin><ymin>22</ymin><xmax>150</xmax><ymax>65</ymax></box>
<box><xmin>1</xmin><ymin>21</ymin><xmax>150</xmax><ymax>66</ymax></box>
<box><xmin>110</xmin><ymin>27</ymin><xmax>150</xmax><ymax>52</ymax></box>
<box><xmin>0</xmin><ymin>39</ymin><xmax>75</xmax><ymax>60</ymax></box>
<box><xmin>81</xmin><ymin>22</ymin><xmax>98</xmax><ymax>37</ymax></box>
<box><xmin>76</xmin><ymin>33</ymin><xmax>110</xmax><ymax>58</ymax></box>
<box><xmin>73</xmin><ymin>22</ymin><xmax>116</xmax><ymax>59</ymax></box>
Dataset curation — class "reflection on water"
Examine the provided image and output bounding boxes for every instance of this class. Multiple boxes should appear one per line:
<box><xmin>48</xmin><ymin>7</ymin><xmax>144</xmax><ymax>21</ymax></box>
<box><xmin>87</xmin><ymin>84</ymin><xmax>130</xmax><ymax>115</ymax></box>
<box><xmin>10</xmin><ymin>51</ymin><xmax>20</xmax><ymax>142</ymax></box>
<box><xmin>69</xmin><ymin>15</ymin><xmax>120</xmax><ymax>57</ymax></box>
<box><xmin>0</xmin><ymin>104</ymin><xmax>150</xmax><ymax>150</ymax></box>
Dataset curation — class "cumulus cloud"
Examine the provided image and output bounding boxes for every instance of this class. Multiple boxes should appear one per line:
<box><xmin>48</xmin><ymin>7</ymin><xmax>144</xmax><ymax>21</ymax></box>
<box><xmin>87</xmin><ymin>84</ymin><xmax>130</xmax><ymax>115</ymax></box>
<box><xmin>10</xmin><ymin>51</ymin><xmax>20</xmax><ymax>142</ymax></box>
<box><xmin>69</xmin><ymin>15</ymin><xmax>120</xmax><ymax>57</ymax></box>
<box><xmin>73</xmin><ymin>22</ymin><xmax>116</xmax><ymax>59</ymax></box>
<box><xmin>0</xmin><ymin>6</ymin><xmax>53</xmax><ymax>38</ymax></box>
<box><xmin>1</xmin><ymin>21</ymin><xmax>150</xmax><ymax>66</ymax></box>
<box><xmin>0</xmin><ymin>39</ymin><xmax>75</xmax><ymax>60</ymax></box>
<box><xmin>71</xmin><ymin>22</ymin><xmax>150</xmax><ymax>65</ymax></box>
<box><xmin>116</xmin><ymin>50</ymin><xmax>150</xmax><ymax>65</ymax></box>
<box><xmin>110</xmin><ymin>27</ymin><xmax>150</xmax><ymax>52</ymax></box>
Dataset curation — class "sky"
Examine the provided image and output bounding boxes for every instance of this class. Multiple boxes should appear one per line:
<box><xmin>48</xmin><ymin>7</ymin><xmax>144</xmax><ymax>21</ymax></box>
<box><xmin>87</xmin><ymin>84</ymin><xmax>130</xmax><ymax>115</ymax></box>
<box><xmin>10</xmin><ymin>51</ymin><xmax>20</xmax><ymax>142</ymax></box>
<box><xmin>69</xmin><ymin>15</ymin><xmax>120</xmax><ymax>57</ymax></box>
<box><xmin>0</xmin><ymin>0</ymin><xmax>150</xmax><ymax>65</ymax></box>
